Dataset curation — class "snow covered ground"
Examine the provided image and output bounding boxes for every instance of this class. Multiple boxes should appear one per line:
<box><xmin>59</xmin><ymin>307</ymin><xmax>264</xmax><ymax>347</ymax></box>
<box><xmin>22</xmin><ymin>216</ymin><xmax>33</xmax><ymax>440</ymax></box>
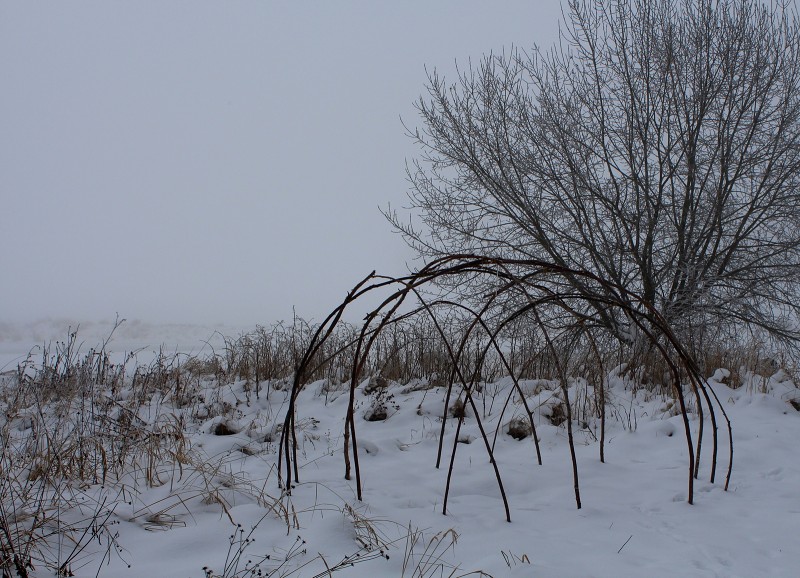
<box><xmin>2</xmin><ymin>325</ymin><xmax>799</xmax><ymax>577</ymax></box>
<box><xmin>0</xmin><ymin>318</ymin><xmax>249</xmax><ymax>371</ymax></box>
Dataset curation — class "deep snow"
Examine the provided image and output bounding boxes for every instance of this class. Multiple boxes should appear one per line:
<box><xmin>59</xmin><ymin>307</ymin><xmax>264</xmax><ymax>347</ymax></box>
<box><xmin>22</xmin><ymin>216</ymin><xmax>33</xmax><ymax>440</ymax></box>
<box><xmin>2</xmin><ymin>326</ymin><xmax>799</xmax><ymax>578</ymax></box>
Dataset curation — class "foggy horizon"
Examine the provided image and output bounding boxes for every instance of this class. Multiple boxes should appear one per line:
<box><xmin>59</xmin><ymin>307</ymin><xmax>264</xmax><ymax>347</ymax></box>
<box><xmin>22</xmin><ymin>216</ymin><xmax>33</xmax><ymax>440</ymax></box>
<box><xmin>2</xmin><ymin>2</ymin><xmax>562</xmax><ymax>327</ymax></box>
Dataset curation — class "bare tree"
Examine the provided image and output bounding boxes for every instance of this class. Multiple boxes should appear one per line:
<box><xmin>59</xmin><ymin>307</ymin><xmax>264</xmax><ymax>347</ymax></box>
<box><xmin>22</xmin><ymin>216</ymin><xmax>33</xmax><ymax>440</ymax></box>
<box><xmin>388</xmin><ymin>0</ymin><xmax>800</xmax><ymax>354</ymax></box>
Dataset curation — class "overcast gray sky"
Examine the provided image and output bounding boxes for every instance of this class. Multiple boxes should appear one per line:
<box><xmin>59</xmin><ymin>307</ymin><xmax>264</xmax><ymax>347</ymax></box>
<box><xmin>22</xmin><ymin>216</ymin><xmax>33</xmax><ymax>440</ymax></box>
<box><xmin>1</xmin><ymin>1</ymin><xmax>562</xmax><ymax>326</ymax></box>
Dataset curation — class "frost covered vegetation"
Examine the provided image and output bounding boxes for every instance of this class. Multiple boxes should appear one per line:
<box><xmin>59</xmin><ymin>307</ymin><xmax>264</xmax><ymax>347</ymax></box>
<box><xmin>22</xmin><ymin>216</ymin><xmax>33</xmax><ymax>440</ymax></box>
<box><xmin>2</xmin><ymin>284</ymin><xmax>800</xmax><ymax>576</ymax></box>
<box><xmin>6</xmin><ymin>0</ymin><xmax>800</xmax><ymax>574</ymax></box>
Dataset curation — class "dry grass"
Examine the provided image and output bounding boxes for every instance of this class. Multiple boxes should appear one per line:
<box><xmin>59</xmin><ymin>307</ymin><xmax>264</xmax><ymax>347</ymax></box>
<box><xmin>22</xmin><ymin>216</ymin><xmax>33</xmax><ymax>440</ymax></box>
<box><xmin>1</xmin><ymin>312</ymin><xmax>797</xmax><ymax>576</ymax></box>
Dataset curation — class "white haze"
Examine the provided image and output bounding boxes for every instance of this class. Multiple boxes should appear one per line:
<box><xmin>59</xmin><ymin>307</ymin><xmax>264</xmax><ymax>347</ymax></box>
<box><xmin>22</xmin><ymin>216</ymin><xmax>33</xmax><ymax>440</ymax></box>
<box><xmin>1</xmin><ymin>2</ymin><xmax>563</xmax><ymax>329</ymax></box>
